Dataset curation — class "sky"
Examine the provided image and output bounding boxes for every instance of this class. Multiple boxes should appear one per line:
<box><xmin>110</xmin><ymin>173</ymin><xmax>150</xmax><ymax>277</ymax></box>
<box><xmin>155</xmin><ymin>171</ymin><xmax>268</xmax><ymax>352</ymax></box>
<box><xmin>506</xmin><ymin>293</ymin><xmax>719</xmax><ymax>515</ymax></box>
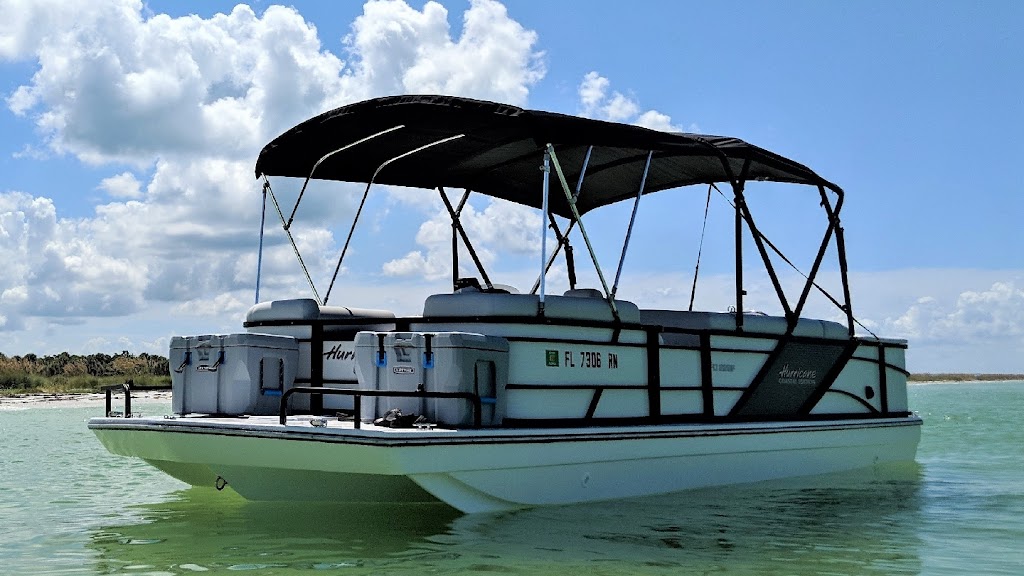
<box><xmin>0</xmin><ymin>0</ymin><xmax>1021</xmax><ymax>372</ymax></box>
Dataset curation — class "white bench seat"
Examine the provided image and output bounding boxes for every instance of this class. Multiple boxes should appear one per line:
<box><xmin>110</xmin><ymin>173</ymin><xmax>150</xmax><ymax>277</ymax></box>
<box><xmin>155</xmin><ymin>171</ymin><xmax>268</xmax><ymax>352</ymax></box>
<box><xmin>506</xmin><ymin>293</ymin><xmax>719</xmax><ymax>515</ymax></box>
<box><xmin>639</xmin><ymin>309</ymin><xmax>848</xmax><ymax>339</ymax></box>
<box><xmin>423</xmin><ymin>290</ymin><xmax>641</xmax><ymax>324</ymax></box>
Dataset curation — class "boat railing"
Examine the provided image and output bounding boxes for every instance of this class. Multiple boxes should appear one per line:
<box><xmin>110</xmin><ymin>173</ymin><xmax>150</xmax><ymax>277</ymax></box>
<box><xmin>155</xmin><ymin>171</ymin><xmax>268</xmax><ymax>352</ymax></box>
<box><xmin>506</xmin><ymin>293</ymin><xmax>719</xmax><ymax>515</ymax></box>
<box><xmin>102</xmin><ymin>381</ymin><xmax>173</xmax><ymax>418</ymax></box>
<box><xmin>279</xmin><ymin>386</ymin><xmax>484</xmax><ymax>428</ymax></box>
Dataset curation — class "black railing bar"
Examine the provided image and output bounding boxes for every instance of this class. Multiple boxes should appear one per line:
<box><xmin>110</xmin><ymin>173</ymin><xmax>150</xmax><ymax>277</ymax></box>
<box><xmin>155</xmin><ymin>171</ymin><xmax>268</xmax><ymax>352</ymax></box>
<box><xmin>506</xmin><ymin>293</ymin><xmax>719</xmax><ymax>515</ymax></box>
<box><xmin>103</xmin><ymin>382</ymin><xmax>130</xmax><ymax>417</ymax></box>
<box><xmin>101</xmin><ymin>382</ymin><xmax>172</xmax><ymax>418</ymax></box>
<box><xmin>279</xmin><ymin>386</ymin><xmax>483</xmax><ymax>428</ymax></box>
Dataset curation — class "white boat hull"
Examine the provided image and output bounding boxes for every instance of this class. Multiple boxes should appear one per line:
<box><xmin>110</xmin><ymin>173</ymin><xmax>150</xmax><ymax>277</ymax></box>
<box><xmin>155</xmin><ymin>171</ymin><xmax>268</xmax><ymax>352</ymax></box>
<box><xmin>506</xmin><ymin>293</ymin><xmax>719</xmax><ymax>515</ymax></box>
<box><xmin>90</xmin><ymin>416</ymin><xmax>921</xmax><ymax>513</ymax></box>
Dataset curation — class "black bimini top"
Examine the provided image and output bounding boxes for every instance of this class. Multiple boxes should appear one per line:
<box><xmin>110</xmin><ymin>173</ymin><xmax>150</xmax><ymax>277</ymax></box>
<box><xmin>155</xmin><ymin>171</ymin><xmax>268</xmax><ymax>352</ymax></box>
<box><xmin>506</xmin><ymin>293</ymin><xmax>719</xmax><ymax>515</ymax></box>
<box><xmin>255</xmin><ymin>95</ymin><xmax>840</xmax><ymax>218</ymax></box>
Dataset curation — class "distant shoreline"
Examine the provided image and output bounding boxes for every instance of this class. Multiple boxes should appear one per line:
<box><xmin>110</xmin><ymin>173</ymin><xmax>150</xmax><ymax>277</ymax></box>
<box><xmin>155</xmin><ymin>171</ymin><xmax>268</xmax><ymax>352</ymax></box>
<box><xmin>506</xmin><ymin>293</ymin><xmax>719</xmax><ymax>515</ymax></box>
<box><xmin>0</xmin><ymin>390</ymin><xmax>171</xmax><ymax>409</ymax></box>
<box><xmin>3</xmin><ymin>375</ymin><xmax>1022</xmax><ymax>409</ymax></box>
<box><xmin>907</xmin><ymin>373</ymin><xmax>1024</xmax><ymax>383</ymax></box>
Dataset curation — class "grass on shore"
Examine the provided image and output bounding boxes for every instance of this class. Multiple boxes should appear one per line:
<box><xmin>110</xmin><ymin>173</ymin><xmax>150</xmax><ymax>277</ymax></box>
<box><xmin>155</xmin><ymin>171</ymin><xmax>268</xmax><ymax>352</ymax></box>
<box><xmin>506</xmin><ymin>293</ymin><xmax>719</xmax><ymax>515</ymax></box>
<box><xmin>0</xmin><ymin>372</ymin><xmax>171</xmax><ymax>396</ymax></box>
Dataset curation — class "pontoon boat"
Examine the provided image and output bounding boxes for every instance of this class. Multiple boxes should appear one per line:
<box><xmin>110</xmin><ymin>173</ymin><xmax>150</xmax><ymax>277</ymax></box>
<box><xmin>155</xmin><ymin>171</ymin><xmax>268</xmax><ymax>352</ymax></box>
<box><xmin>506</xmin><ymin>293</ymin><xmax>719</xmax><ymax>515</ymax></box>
<box><xmin>89</xmin><ymin>95</ymin><xmax>921</xmax><ymax>513</ymax></box>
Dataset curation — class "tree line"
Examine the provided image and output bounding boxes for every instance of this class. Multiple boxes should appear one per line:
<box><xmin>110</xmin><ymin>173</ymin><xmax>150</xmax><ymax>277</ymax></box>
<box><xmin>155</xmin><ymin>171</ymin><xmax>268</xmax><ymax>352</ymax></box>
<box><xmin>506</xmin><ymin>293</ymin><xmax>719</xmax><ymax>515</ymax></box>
<box><xmin>0</xmin><ymin>351</ymin><xmax>169</xmax><ymax>390</ymax></box>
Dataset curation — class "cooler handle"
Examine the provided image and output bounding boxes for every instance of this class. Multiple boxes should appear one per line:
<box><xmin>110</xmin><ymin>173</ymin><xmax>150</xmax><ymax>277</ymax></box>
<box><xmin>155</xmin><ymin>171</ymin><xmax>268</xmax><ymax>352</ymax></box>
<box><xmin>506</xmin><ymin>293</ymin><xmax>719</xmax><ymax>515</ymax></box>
<box><xmin>174</xmin><ymin>351</ymin><xmax>191</xmax><ymax>373</ymax></box>
<box><xmin>422</xmin><ymin>333</ymin><xmax>434</xmax><ymax>368</ymax></box>
<box><xmin>211</xmin><ymin>350</ymin><xmax>224</xmax><ymax>370</ymax></box>
<box><xmin>375</xmin><ymin>333</ymin><xmax>387</xmax><ymax>367</ymax></box>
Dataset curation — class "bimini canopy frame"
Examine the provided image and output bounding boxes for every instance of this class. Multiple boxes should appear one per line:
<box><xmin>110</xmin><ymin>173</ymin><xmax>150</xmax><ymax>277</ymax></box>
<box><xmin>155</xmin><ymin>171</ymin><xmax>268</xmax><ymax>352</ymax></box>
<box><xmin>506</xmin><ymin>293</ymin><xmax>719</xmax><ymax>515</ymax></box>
<box><xmin>255</xmin><ymin>95</ymin><xmax>856</xmax><ymax>336</ymax></box>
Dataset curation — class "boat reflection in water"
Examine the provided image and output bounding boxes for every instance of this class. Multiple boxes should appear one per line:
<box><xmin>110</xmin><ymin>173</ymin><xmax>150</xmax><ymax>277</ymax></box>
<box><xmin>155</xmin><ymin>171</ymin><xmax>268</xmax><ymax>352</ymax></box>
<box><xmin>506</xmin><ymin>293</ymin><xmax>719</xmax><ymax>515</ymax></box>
<box><xmin>89</xmin><ymin>463</ymin><xmax>923</xmax><ymax>575</ymax></box>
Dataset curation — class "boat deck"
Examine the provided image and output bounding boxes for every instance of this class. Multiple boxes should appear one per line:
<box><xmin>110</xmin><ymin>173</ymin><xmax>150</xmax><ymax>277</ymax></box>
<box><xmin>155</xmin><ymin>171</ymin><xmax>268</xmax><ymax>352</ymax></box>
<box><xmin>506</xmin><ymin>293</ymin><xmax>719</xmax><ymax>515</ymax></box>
<box><xmin>90</xmin><ymin>412</ymin><xmax>921</xmax><ymax>444</ymax></box>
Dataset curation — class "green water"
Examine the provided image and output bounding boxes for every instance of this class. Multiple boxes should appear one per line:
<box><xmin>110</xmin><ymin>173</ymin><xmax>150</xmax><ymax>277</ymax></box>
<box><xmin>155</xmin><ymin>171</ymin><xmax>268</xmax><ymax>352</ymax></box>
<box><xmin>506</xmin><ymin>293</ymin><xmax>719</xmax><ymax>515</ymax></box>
<box><xmin>1</xmin><ymin>382</ymin><xmax>1022</xmax><ymax>575</ymax></box>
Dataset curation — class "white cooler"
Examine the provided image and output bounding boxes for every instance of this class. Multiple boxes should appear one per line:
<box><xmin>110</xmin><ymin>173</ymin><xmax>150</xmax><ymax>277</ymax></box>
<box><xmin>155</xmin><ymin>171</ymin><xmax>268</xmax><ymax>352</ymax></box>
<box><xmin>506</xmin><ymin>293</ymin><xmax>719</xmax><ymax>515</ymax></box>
<box><xmin>354</xmin><ymin>331</ymin><xmax>509</xmax><ymax>427</ymax></box>
<box><xmin>170</xmin><ymin>333</ymin><xmax>299</xmax><ymax>415</ymax></box>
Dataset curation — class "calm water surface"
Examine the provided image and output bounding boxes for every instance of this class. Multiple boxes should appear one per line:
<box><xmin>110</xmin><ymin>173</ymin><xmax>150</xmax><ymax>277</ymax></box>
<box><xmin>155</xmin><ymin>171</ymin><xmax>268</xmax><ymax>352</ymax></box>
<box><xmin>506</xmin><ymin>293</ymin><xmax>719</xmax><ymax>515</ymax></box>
<box><xmin>1</xmin><ymin>382</ymin><xmax>1022</xmax><ymax>575</ymax></box>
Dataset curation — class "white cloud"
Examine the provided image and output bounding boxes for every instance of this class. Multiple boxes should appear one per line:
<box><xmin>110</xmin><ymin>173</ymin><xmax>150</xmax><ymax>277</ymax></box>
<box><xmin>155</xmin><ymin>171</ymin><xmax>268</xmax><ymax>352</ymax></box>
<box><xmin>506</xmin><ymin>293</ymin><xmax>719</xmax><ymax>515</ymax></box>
<box><xmin>883</xmin><ymin>281</ymin><xmax>1024</xmax><ymax>341</ymax></box>
<box><xmin>4</xmin><ymin>0</ymin><xmax>543</xmax><ymax>167</ymax></box>
<box><xmin>578</xmin><ymin>71</ymin><xmax>685</xmax><ymax>132</ymax></box>
<box><xmin>383</xmin><ymin>251</ymin><xmax>434</xmax><ymax>278</ymax></box>
<box><xmin>0</xmin><ymin>0</ymin><xmax>545</xmax><ymax>350</ymax></box>
<box><xmin>171</xmin><ymin>291</ymin><xmax>249</xmax><ymax>317</ymax></box>
<box><xmin>98</xmin><ymin>172</ymin><xmax>142</xmax><ymax>199</ymax></box>
<box><xmin>600</xmin><ymin>92</ymin><xmax>639</xmax><ymax>122</ymax></box>
<box><xmin>634</xmin><ymin>110</ymin><xmax>677</xmax><ymax>132</ymax></box>
<box><xmin>382</xmin><ymin>198</ymin><xmax>542</xmax><ymax>280</ymax></box>
<box><xmin>3</xmin><ymin>1</ymin><xmax>350</xmax><ymax>164</ymax></box>
<box><xmin>0</xmin><ymin>191</ymin><xmax>148</xmax><ymax>321</ymax></box>
<box><xmin>350</xmin><ymin>0</ymin><xmax>544</xmax><ymax>105</ymax></box>
<box><xmin>578</xmin><ymin>72</ymin><xmax>608</xmax><ymax>113</ymax></box>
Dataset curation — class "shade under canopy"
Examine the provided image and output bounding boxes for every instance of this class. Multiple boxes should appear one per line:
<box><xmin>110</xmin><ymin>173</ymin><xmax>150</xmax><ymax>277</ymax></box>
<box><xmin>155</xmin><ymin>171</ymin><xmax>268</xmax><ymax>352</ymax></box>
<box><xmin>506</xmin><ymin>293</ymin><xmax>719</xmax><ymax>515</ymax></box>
<box><xmin>255</xmin><ymin>95</ymin><xmax>840</xmax><ymax>218</ymax></box>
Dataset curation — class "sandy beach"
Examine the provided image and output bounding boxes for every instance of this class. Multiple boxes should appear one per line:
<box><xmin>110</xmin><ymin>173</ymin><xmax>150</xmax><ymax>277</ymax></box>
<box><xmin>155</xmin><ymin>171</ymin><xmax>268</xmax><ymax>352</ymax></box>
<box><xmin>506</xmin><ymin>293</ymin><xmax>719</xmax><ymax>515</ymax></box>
<box><xmin>0</xmin><ymin>390</ymin><xmax>172</xmax><ymax>410</ymax></box>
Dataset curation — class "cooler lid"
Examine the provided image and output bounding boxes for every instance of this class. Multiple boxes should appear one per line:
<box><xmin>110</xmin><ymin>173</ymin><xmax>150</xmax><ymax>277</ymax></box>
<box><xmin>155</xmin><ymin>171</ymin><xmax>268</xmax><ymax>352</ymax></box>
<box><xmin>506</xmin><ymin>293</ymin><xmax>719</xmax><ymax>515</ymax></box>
<box><xmin>169</xmin><ymin>333</ymin><xmax>298</xmax><ymax>351</ymax></box>
<box><xmin>221</xmin><ymin>332</ymin><xmax>299</xmax><ymax>350</ymax></box>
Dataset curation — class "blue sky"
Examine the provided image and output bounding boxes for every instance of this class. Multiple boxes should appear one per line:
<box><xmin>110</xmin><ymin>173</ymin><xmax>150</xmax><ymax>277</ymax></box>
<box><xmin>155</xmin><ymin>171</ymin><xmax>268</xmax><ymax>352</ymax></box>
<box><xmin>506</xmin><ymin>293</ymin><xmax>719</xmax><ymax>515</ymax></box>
<box><xmin>0</xmin><ymin>0</ymin><xmax>1021</xmax><ymax>372</ymax></box>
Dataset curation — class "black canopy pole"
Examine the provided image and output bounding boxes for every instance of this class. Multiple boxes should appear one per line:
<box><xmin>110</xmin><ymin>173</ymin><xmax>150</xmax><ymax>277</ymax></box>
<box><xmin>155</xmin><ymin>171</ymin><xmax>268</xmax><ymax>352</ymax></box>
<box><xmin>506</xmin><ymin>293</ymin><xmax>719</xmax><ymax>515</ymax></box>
<box><xmin>820</xmin><ymin>184</ymin><xmax>856</xmax><ymax>335</ymax></box>
<box><xmin>836</xmin><ymin>226</ymin><xmax>854</xmax><ymax>335</ymax></box>
<box><xmin>805</xmin><ymin>183</ymin><xmax>855</xmax><ymax>335</ymax></box>
<box><xmin>827</xmin><ymin>188</ymin><xmax>855</xmax><ymax>336</ymax></box>
<box><xmin>529</xmin><ymin>217</ymin><xmax>577</xmax><ymax>295</ymax></box>
<box><xmin>734</xmin><ymin>182</ymin><xmax>745</xmax><ymax>330</ymax></box>
<box><xmin>439</xmin><ymin>187</ymin><xmax>492</xmax><ymax>290</ymax></box>
<box><xmin>676</xmin><ymin>137</ymin><xmax>745</xmax><ymax>328</ymax></box>
<box><xmin>451</xmin><ymin>207</ymin><xmax>458</xmax><ymax>290</ymax></box>
<box><xmin>791</xmin><ymin>185</ymin><xmax>839</xmax><ymax>327</ymax></box>
<box><xmin>550</xmin><ymin>214</ymin><xmax>578</xmax><ymax>290</ymax></box>
<box><xmin>731</xmin><ymin>159</ymin><xmax>753</xmax><ymax>330</ymax></box>
<box><xmin>741</xmin><ymin>191</ymin><xmax>794</xmax><ymax>317</ymax></box>
<box><xmin>446</xmin><ymin>189</ymin><xmax>472</xmax><ymax>290</ymax></box>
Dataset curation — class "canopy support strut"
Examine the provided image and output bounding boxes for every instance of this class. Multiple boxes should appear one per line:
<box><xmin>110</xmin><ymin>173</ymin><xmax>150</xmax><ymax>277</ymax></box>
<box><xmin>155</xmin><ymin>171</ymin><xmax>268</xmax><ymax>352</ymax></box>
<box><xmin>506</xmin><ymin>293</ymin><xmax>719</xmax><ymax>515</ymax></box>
<box><xmin>530</xmin><ymin>217</ymin><xmax>577</xmax><ymax>295</ymax></box>
<box><xmin>447</xmin><ymin>189</ymin><xmax>472</xmax><ymax>290</ymax></box>
<box><xmin>255</xmin><ymin>180</ymin><xmax>268</xmax><ymax>304</ymax></box>
<box><xmin>538</xmin><ymin>151</ymin><xmax>551</xmax><ymax>312</ymax></box>
<box><xmin>547</xmin><ymin>144</ymin><xmax>620</xmax><ymax>324</ymax></box>
<box><xmin>612</xmin><ymin>151</ymin><xmax>652</xmax><ymax>298</ymax></box>
<box><xmin>712</xmin><ymin>182</ymin><xmax>866</xmax><ymax>336</ymax></box>
<box><xmin>285</xmin><ymin>125</ymin><xmax>405</xmax><ymax>230</ymax></box>
<box><xmin>688</xmin><ymin>184</ymin><xmax>714</xmax><ymax>312</ymax></box>
<box><xmin>439</xmin><ymin>187</ymin><xmax>492</xmax><ymax>290</ymax></box>
<box><xmin>324</xmin><ymin>133</ymin><xmax>466</xmax><ymax>304</ymax></box>
<box><xmin>791</xmin><ymin>185</ymin><xmax>840</xmax><ymax>330</ymax></box>
<box><xmin>733</xmin><ymin>179</ymin><xmax>746</xmax><ymax>329</ymax></box>
<box><xmin>263</xmin><ymin>177</ymin><xmax>323</xmax><ymax>305</ymax></box>
<box><xmin>531</xmin><ymin>145</ymin><xmax>591</xmax><ymax>295</ymax></box>
<box><xmin>735</xmin><ymin>186</ymin><xmax>793</xmax><ymax>322</ymax></box>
